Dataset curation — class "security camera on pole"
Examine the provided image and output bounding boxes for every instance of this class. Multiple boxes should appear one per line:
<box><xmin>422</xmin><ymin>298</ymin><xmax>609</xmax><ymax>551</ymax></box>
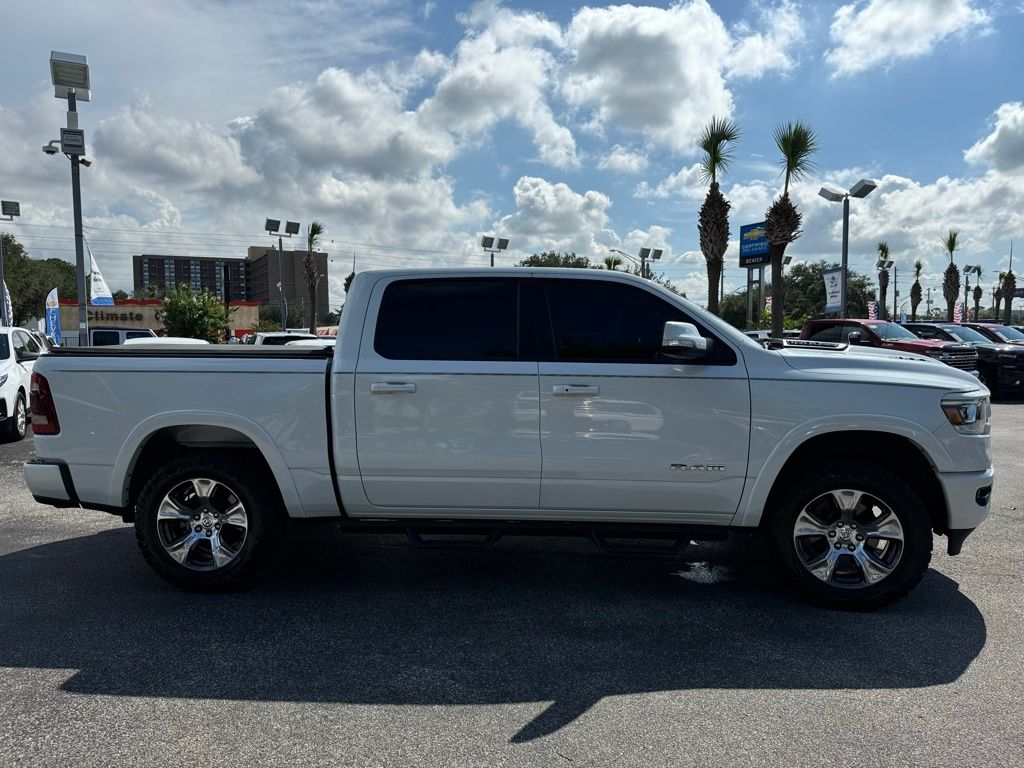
<box><xmin>46</xmin><ymin>52</ymin><xmax>93</xmax><ymax>345</ymax></box>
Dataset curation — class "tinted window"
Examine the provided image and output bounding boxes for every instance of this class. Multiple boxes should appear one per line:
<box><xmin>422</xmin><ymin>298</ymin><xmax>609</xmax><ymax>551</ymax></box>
<box><xmin>907</xmin><ymin>325</ymin><xmax>947</xmax><ymax>341</ymax></box>
<box><xmin>542</xmin><ymin>279</ymin><xmax>733</xmax><ymax>364</ymax></box>
<box><xmin>21</xmin><ymin>333</ymin><xmax>41</xmax><ymax>354</ymax></box>
<box><xmin>126</xmin><ymin>331</ymin><xmax>153</xmax><ymax>340</ymax></box>
<box><xmin>873</xmin><ymin>322</ymin><xmax>918</xmax><ymax>340</ymax></box>
<box><xmin>0</xmin><ymin>335</ymin><xmax>8</xmax><ymax>360</ymax></box>
<box><xmin>375</xmin><ymin>279</ymin><xmax>518</xmax><ymax>360</ymax></box>
<box><xmin>805</xmin><ymin>324</ymin><xmax>841</xmax><ymax>342</ymax></box>
<box><xmin>92</xmin><ymin>330</ymin><xmax>121</xmax><ymax>346</ymax></box>
<box><xmin>946</xmin><ymin>326</ymin><xmax>988</xmax><ymax>343</ymax></box>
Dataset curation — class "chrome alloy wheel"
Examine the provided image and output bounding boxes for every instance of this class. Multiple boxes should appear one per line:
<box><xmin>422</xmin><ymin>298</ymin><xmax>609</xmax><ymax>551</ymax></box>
<box><xmin>15</xmin><ymin>397</ymin><xmax>26</xmax><ymax>437</ymax></box>
<box><xmin>792</xmin><ymin>489</ymin><xmax>905</xmax><ymax>589</ymax></box>
<box><xmin>156</xmin><ymin>478</ymin><xmax>249</xmax><ymax>571</ymax></box>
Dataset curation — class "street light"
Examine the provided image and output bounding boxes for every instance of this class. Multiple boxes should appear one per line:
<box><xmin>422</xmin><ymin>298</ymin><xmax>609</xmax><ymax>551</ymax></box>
<box><xmin>610</xmin><ymin>247</ymin><xmax>662</xmax><ymax>279</ymax></box>
<box><xmin>0</xmin><ymin>200</ymin><xmax>20</xmax><ymax>327</ymax></box>
<box><xmin>265</xmin><ymin>218</ymin><xmax>301</xmax><ymax>329</ymax></box>
<box><xmin>819</xmin><ymin>178</ymin><xmax>878</xmax><ymax>318</ymax></box>
<box><xmin>48</xmin><ymin>51</ymin><xmax>91</xmax><ymax>344</ymax></box>
<box><xmin>481</xmin><ymin>235</ymin><xmax>508</xmax><ymax>267</ymax></box>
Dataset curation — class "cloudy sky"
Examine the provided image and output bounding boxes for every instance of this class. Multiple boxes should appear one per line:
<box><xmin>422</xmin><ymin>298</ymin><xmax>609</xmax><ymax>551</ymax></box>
<box><xmin>2</xmin><ymin>0</ymin><xmax>1023</xmax><ymax>312</ymax></box>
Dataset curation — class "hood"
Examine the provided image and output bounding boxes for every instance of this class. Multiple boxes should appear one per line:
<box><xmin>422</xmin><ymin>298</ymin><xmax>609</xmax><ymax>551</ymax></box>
<box><xmin>971</xmin><ymin>342</ymin><xmax>1023</xmax><ymax>354</ymax></box>
<box><xmin>776</xmin><ymin>343</ymin><xmax>985</xmax><ymax>392</ymax></box>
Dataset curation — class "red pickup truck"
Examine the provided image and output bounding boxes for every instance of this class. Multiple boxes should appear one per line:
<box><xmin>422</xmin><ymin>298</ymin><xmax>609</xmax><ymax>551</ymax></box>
<box><xmin>800</xmin><ymin>319</ymin><xmax>979</xmax><ymax>373</ymax></box>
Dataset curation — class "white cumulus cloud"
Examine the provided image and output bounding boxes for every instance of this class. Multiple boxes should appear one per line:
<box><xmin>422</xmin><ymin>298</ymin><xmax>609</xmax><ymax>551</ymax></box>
<box><xmin>598</xmin><ymin>145</ymin><xmax>649</xmax><ymax>174</ymax></box>
<box><xmin>964</xmin><ymin>102</ymin><xmax>1024</xmax><ymax>174</ymax></box>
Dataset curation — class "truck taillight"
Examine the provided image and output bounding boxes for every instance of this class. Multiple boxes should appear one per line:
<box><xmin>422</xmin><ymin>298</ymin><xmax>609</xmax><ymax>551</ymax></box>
<box><xmin>30</xmin><ymin>373</ymin><xmax>60</xmax><ymax>435</ymax></box>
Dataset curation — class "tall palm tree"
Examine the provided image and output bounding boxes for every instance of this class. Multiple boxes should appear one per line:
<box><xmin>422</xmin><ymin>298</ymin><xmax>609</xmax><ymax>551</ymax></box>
<box><xmin>994</xmin><ymin>271</ymin><xmax>1006</xmax><ymax>319</ymax></box>
<box><xmin>877</xmin><ymin>242</ymin><xmax>890</xmax><ymax>320</ymax></box>
<box><xmin>697</xmin><ymin>116</ymin><xmax>740</xmax><ymax>316</ymax></box>
<box><xmin>1003</xmin><ymin>269</ymin><xmax>1017</xmax><ymax>324</ymax></box>
<box><xmin>304</xmin><ymin>220</ymin><xmax>325</xmax><ymax>334</ymax></box>
<box><xmin>941</xmin><ymin>229</ymin><xmax>961</xmax><ymax>322</ymax></box>
<box><xmin>910</xmin><ymin>260</ymin><xmax>923</xmax><ymax>321</ymax></box>
<box><xmin>603</xmin><ymin>255</ymin><xmax>623</xmax><ymax>271</ymax></box>
<box><xmin>973</xmin><ymin>284</ymin><xmax>983</xmax><ymax>321</ymax></box>
<box><xmin>765</xmin><ymin>121</ymin><xmax>818</xmax><ymax>338</ymax></box>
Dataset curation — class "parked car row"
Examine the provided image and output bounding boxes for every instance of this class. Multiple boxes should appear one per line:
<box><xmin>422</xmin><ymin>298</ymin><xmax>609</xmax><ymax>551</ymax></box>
<box><xmin>0</xmin><ymin>326</ymin><xmax>45</xmax><ymax>441</ymax></box>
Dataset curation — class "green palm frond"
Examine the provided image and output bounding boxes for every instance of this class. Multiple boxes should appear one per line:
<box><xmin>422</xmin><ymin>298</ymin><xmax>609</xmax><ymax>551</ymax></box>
<box><xmin>942</xmin><ymin>228</ymin><xmax>959</xmax><ymax>264</ymax></box>
<box><xmin>914</xmin><ymin>259</ymin><xmax>923</xmax><ymax>279</ymax></box>
<box><xmin>877</xmin><ymin>241</ymin><xmax>889</xmax><ymax>260</ymax></box>
<box><xmin>307</xmin><ymin>220</ymin><xmax>325</xmax><ymax>254</ymax></box>
<box><xmin>773</xmin><ymin>120</ymin><xmax>819</xmax><ymax>194</ymax></box>
<box><xmin>698</xmin><ymin>116</ymin><xmax>741</xmax><ymax>184</ymax></box>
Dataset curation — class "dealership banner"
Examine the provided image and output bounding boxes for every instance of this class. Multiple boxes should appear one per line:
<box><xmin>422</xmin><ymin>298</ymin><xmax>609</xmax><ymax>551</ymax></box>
<box><xmin>867</xmin><ymin>301</ymin><xmax>877</xmax><ymax>320</ymax></box>
<box><xmin>86</xmin><ymin>241</ymin><xmax>114</xmax><ymax>307</ymax></box>
<box><xmin>954</xmin><ymin>301</ymin><xmax>963</xmax><ymax>323</ymax></box>
<box><xmin>44</xmin><ymin>288</ymin><xmax>62</xmax><ymax>345</ymax></box>
<box><xmin>1</xmin><ymin>280</ymin><xmax>11</xmax><ymax>326</ymax></box>
<box><xmin>823</xmin><ymin>267</ymin><xmax>843</xmax><ymax>314</ymax></box>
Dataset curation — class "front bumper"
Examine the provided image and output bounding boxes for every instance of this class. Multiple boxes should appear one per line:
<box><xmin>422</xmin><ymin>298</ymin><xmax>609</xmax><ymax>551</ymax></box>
<box><xmin>936</xmin><ymin>466</ymin><xmax>993</xmax><ymax>553</ymax></box>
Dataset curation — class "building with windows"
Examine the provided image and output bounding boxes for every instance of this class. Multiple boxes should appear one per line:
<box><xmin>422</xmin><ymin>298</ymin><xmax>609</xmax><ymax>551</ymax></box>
<box><xmin>245</xmin><ymin>246</ymin><xmax>330</xmax><ymax>322</ymax></box>
<box><xmin>132</xmin><ymin>255</ymin><xmax>248</xmax><ymax>301</ymax></box>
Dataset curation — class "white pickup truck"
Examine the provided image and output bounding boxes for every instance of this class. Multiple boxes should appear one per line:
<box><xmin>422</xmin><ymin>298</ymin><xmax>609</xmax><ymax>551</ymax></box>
<box><xmin>24</xmin><ymin>269</ymin><xmax>993</xmax><ymax>607</ymax></box>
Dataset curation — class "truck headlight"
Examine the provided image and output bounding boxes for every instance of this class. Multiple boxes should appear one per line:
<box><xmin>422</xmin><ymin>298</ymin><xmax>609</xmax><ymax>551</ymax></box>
<box><xmin>941</xmin><ymin>396</ymin><xmax>990</xmax><ymax>434</ymax></box>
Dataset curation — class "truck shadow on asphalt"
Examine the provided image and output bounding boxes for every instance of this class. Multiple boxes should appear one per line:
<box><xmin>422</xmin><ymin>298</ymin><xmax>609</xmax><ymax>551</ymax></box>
<box><xmin>0</xmin><ymin>525</ymin><xmax>986</xmax><ymax>743</ymax></box>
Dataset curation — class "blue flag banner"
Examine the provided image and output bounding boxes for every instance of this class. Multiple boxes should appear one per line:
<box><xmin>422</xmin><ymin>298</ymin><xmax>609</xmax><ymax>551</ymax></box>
<box><xmin>45</xmin><ymin>288</ymin><xmax>62</xmax><ymax>345</ymax></box>
<box><xmin>87</xmin><ymin>241</ymin><xmax>114</xmax><ymax>306</ymax></box>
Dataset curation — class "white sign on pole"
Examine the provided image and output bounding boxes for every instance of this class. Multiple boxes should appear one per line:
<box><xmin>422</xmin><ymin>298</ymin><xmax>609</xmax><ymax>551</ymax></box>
<box><xmin>823</xmin><ymin>267</ymin><xmax>843</xmax><ymax>314</ymax></box>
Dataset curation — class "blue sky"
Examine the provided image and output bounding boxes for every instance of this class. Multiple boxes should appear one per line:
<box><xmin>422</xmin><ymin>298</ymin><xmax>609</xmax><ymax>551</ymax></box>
<box><xmin>2</xmin><ymin>0</ymin><xmax>1023</xmax><ymax>310</ymax></box>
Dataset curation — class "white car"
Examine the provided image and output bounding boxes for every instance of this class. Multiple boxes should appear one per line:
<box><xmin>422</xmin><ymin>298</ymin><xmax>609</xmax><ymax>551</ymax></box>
<box><xmin>253</xmin><ymin>332</ymin><xmax>319</xmax><ymax>346</ymax></box>
<box><xmin>122</xmin><ymin>337</ymin><xmax>210</xmax><ymax>346</ymax></box>
<box><xmin>285</xmin><ymin>338</ymin><xmax>336</xmax><ymax>349</ymax></box>
<box><xmin>24</xmin><ymin>269</ymin><xmax>993</xmax><ymax>608</ymax></box>
<box><xmin>1</xmin><ymin>327</ymin><xmax>43</xmax><ymax>441</ymax></box>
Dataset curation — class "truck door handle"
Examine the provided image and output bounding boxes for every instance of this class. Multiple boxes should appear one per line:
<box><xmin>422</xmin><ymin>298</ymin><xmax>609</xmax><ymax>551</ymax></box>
<box><xmin>552</xmin><ymin>384</ymin><xmax>600</xmax><ymax>396</ymax></box>
<box><xmin>370</xmin><ymin>382</ymin><xmax>417</xmax><ymax>394</ymax></box>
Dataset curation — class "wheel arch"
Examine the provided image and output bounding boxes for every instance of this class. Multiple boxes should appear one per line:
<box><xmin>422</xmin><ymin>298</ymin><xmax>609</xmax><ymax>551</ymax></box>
<box><xmin>113</xmin><ymin>413</ymin><xmax>303</xmax><ymax>520</ymax></box>
<box><xmin>738</xmin><ymin>428</ymin><xmax>949</xmax><ymax>533</ymax></box>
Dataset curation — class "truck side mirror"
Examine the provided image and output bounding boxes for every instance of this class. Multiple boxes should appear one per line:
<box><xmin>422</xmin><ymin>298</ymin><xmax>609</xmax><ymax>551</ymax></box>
<box><xmin>15</xmin><ymin>349</ymin><xmax>39</xmax><ymax>363</ymax></box>
<box><xmin>661</xmin><ymin>321</ymin><xmax>713</xmax><ymax>361</ymax></box>
<box><xmin>847</xmin><ymin>331</ymin><xmax>864</xmax><ymax>345</ymax></box>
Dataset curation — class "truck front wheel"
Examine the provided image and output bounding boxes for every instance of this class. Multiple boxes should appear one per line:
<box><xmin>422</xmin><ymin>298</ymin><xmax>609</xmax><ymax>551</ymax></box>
<box><xmin>769</xmin><ymin>461</ymin><xmax>933</xmax><ymax>609</ymax></box>
<box><xmin>134</xmin><ymin>453</ymin><xmax>281</xmax><ymax>590</ymax></box>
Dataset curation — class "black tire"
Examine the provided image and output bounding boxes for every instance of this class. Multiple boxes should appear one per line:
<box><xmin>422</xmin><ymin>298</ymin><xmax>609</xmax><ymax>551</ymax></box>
<box><xmin>134</xmin><ymin>452</ymin><xmax>282</xmax><ymax>590</ymax></box>
<box><xmin>768</xmin><ymin>461</ymin><xmax>933</xmax><ymax>610</ymax></box>
<box><xmin>2</xmin><ymin>392</ymin><xmax>27</xmax><ymax>442</ymax></box>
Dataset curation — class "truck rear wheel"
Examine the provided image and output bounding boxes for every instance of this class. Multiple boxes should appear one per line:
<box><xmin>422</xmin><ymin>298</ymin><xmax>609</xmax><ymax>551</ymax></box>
<box><xmin>134</xmin><ymin>453</ymin><xmax>281</xmax><ymax>590</ymax></box>
<box><xmin>768</xmin><ymin>461</ymin><xmax>933</xmax><ymax>609</ymax></box>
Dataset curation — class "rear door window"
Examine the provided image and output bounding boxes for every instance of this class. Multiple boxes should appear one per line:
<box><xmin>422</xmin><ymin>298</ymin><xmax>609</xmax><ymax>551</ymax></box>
<box><xmin>806</xmin><ymin>324</ymin><xmax>842</xmax><ymax>342</ymax></box>
<box><xmin>375</xmin><ymin>278</ymin><xmax>519</xmax><ymax>360</ymax></box>
<box><xmin>92</xmin><ymin>330</ymin><xmax>122</xmax><ymax>346</ymax></box>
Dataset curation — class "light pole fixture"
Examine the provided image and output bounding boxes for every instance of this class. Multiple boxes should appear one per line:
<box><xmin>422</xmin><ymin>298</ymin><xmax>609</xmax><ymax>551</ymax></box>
<box><xmin>610</xmin><ymin>247</ymin><xmax>662</xmax><ymax>279</ymax></box>
<box><xmin>48</xmin><ymin>51</ymin><xmax>91</xmax><ymax>344</ymax></box>
<box><xmin>963</xmin><ymin>264</ymin><xmax>982</xmax><ymax>319</ymax></box>
<box><xmin>265</xmin><ymin>218</ymin><xmax>301</xmax><ymax>329</ymax></box>
<box><xmin>819</xmin><ymin>178</ymin><xmax>878</xmax><ymax>318</ymax></box>
<box><xmin>481</xmin><ymin>235</ymin><xmax>508</xmax><ymax>267</ymax></box>
<box><xmin>0</xmin><ymin>200</ymin><xmax>20</xmax><ymax>327</ymax></box>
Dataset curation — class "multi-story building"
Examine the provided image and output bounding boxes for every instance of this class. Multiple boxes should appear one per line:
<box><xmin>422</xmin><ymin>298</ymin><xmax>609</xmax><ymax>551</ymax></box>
<box><xmin>132</xmin><ymin>255</ymin><xmax>248</xmax><ymax>301</ymax></box>
<box><xmin>245</xmin><ymin>246</ymin><xmax>330</xmax><ymax>322</ymax></box>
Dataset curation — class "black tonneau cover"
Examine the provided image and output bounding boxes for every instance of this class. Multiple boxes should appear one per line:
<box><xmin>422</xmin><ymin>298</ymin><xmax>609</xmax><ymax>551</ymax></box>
<box><xmin>46</xmin><ymin>346</ymin><xmax>333</xmax><ymax>359</ymax></box>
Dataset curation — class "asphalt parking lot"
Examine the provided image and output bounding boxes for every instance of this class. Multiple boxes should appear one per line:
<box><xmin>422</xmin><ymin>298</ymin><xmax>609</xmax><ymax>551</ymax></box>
<box><xmin>1</xmin><ymin>406</ymin><xmax>1023</xmax><ymax>768</ymax></box>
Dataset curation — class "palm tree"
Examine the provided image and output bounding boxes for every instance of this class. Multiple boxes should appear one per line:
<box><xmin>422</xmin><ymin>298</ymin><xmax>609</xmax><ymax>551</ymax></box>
<box><xmin>603</xmin><ymin>255</ymin><xmax>623</xmax><ymax>271</ymax></box>
<box><xmin>1003</xmin><ymin>269</ymin><xmax>1017</xmax><ymax>324</ymax></box>
<box><xmin>303</xmin><ymin>220</ymin><xmax>325</xmax><ymax>334</ymax></box>
<box><xmin>909</xmin><ymin>260</ymin><xmax>923</xmax><ymax>321</ymax></box>
<box><xmin>941</xmin><ymin>229</ymin><xmax>961</xmax><ymax>322</ymax></box>
<box><xmin>697</xmin><ymin>117</ymin><xmax>740</xmax><ymax>316</ymax></box>
<box><xmin>877</xmin><ymin>242</ymin><xmax>890</xmax><ymax>320</ymax></box>
<box><xmin>765</xmin><ymin>121</ymin><xmax>818</xmax><ymax>337</ymax></box>
<box><xmin>972</xmin><ymin>284</ymin><xmax>983</xmax><ymax>321</ymax></box>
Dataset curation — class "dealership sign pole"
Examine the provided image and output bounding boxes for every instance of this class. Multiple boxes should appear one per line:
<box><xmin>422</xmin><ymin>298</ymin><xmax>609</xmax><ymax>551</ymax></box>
<box><xmin>740</xmin><ymin>222</ymin><xmax>770</xmax><ymax>328</ymax></box>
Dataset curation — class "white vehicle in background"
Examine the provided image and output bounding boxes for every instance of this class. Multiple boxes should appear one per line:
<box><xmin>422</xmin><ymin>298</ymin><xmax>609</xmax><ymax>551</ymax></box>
<box><xmin>72</xmin><ymin>327</ymin><xmax>159</xmax><ymax>346</ymax></box>
<box><xmin>123</xmin><ymin>337</ymin><xmax>210</xmax><ymax>346</ymax></box>
<box><xmin>253</xmin><ymin>332</ymin><xmax>319</xmax><ymax>346</ymax></box>
<box><xmin>285</xmin><ymin>338</ymin><xmax>336</xmax><ymax>349</ymax></box>
<box><xmin>1</xmin><ymin>327</ymin><xmax>42</xmax><ymax>441</ymax></box>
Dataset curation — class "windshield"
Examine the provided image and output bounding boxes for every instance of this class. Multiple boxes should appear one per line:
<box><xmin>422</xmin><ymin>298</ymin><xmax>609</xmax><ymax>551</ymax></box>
<box><xmin>990</xmin><ymin>325</ymin><xmax>1024</xmax><ymax>341</ymax></box>
<box><xmin>946</xmin><ymin>326</ymin><xmax>990</xmax><ymax>343</ymax></box>
<box><xmin>873</xmin><ymin>322</ymin><xmax>919</xmax><ymax>341</ymax></box>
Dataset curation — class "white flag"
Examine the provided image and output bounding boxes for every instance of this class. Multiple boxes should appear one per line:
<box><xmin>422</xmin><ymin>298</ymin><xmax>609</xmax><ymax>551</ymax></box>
<box><xmin>1</xmin><ymin>280</ymin><xmax>12</xmax><ymax>326</ymax></box>
<box><xmin>87</xmin><ymin>241</ymin><xmax>114</xmax><ymax>306</ymax></box>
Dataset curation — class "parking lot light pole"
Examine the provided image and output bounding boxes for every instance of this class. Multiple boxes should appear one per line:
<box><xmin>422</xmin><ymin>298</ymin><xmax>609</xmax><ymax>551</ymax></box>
<box><xmin>610</xmin><ymin>247</ymin><xmax>663</xmax><ymax>279</ymax></box>
<box><xmin>49</xmin><ymin>52</ymin><xmax>91</xmax><ymax>345</ymax></box>
<box><xmin>265</xmin><ymin>219</ymin><xmax>300</xmax><ymax>329</ymax></box>
<box><xmin>819</xmin><ymin>179</ymin><xmax>878</xmax><ymax>318</ymax></box>
<box><xmin>481</xmin><ymin>236</ymin><xmax>508</xmax><ymax>267</ymax></box>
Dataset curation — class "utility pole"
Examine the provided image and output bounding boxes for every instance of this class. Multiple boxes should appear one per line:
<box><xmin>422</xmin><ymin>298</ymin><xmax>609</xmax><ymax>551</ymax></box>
<box><xmin>926</xmin><ymin>287</ymin><xmax>932</xmax><ymax>317</ymax></box>
<box><xmin>892</xmin><ymin>265</ymin><xmax>898</xmax><ymax>321</ymax></box>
